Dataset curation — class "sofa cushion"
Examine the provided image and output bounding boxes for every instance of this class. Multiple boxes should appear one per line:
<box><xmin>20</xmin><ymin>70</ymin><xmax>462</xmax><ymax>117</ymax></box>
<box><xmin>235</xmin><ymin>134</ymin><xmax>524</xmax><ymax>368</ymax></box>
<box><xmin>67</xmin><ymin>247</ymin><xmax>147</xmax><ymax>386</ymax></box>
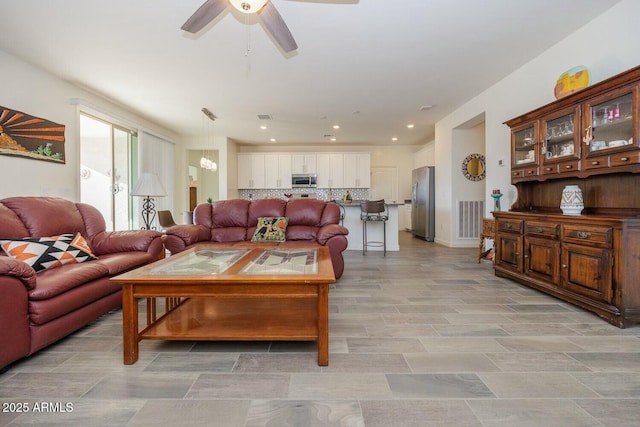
<box><xmin>0</xmin><ymin>233</ymin><xmax>97</xmax><ymax>272</ymax></box>
<box><xmin>212</xmin><ymin>227</ymin><xmax>248</xmax><ymax>243</ymax></box>
<box><xmin>248</xmin><ymin>199</ymin><xmax>286</xmax><ymax>226</ymax></box>
<box><xmin>251</xmin><ymin>217</ymin><xmax>289</xmax><ymax>242</ymax></box>
<box><xmin>93</xmin><ymin>251</ymin><xmax>156</xmax><ymax>275</ymax></box>
<box><xmin>0</xmin><ymin>203</ymin><xmax>29</xmax><ymax>238</ymax></box>
<box><xmin>286</xmin><ymin>225</ymin><xmax>319</xmax><ymax>241</ymax></box>
<box><xmin>29</xmin><ymin>261</ymin><xmax>110</xmax><ymax>300</ymax></box>
<box><xmin>1</xmin><ymin>197</ymin><xmax>87</xmax><ymax>237</ymax></box>
<box><xmin>211</xmin><ymin>199</ymin><xmax>250</xmax><ymax>228</ymax></box>
<box><xmin>285</xmin><ymin>199</ymin><xmax>325</xmax><ymax>226</ymax></box>
<box><xmin>29</xmin><ymin>276</ymin><xmax>121</xmax><ymax>325</ymax></box>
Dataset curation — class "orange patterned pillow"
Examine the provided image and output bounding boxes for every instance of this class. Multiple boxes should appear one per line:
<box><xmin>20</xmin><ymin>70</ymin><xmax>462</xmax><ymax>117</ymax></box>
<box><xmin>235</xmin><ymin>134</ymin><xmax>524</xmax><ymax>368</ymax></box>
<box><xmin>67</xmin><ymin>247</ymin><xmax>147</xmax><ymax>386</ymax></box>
<box><xmin>0</xmin><ymin>233</ymin><xmax>97</xmax><ymax>272</ymax></box>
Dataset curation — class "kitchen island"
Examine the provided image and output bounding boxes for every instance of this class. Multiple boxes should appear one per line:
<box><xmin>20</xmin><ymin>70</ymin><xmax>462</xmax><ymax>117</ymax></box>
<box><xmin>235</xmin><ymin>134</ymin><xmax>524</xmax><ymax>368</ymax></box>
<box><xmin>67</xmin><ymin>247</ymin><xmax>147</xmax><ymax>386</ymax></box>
<box><xmin>337</xmin><ymin>201</ymin><xmax>401</xmax><ymax>252</ymax></box>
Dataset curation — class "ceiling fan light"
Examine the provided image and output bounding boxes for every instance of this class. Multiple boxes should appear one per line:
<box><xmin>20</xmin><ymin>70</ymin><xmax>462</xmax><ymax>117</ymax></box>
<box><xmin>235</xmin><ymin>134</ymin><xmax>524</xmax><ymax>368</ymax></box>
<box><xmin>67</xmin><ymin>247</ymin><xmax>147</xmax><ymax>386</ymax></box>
<box><xmin>229</xmin><ymin>0</ymin><xmax>269</xmax><ymax>14</ymax></box>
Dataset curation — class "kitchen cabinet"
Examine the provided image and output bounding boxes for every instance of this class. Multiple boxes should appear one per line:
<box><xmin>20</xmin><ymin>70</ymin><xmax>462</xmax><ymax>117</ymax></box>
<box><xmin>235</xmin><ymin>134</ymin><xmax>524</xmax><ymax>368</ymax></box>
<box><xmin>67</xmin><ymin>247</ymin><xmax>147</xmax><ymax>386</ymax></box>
<box><xmin>316</xmin><ymin>154</ymin><xmax>344</xmax><ymax>188</ymax></box>
<box><xmin>292</xmin><ymin>154</ymin><xmax>317</xmax><ymax>174</ymax></box>
<box><xmin>343</xmin><ymin>153</ymin><xmax>371</xmax><ymax>188</ymax></box>
<box><xmin>264</xmin><ymin>153</ymin><xmax>292</xmax><ymax>189</ymax></box>
<box><xmin>237</xmin><ymin>153</ymin><xmax>265</xmax><ymax>189</ymax></box>
<box><xmin>398</xmin><ymin>204</ymin><xmax>412</xmax><ymax>231</ymax></box>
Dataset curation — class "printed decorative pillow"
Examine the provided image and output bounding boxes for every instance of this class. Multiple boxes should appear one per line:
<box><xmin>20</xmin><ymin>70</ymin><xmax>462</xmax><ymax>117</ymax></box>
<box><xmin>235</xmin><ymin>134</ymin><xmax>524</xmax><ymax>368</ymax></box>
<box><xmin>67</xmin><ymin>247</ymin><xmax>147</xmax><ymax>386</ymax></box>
<box><xmin>251</xmin><ymin>217</ymin><xmax>289</xmax><ymax>242</ymax></box>
<box><xmin>0</xmin><ymin>232</ymin><xmax>98</xmax><ymax>272</ymax></box>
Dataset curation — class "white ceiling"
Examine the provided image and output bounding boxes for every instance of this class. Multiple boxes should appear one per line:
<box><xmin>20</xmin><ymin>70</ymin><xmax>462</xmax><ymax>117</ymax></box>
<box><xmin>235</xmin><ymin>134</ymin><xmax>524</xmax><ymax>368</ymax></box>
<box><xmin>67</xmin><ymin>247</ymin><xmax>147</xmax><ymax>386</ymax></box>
<box><xmin>0</xmin><ymin>0</ymin><xmax>621</xmax><ymax>146</ymax></box>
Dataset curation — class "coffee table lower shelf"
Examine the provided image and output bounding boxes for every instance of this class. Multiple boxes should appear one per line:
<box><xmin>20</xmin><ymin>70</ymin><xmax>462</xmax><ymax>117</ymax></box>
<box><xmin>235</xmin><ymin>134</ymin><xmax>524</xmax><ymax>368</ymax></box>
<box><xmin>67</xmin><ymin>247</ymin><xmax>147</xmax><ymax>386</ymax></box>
<box><xmin>141</xmin><ymin>297</ymin><xmax>318</xmax><ymax>341</ymax></box>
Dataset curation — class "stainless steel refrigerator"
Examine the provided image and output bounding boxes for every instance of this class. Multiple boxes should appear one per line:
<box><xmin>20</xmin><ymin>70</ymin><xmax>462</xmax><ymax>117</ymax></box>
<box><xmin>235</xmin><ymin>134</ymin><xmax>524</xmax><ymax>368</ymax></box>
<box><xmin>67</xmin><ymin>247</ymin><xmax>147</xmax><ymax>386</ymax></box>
<box><xmin>411</xmin><ymin>166</ymin><xmax>435</xmax><ymax>241</ymax></box>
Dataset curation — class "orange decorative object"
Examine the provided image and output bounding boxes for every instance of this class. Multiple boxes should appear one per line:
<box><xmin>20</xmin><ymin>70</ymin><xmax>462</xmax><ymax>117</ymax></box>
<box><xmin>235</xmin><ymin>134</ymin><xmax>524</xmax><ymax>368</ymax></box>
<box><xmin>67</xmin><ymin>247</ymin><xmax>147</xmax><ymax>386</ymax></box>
<box><xmin>554</xmin><ymin>66</ymin><xmax>590</xmax><ymax>99</ymax></box>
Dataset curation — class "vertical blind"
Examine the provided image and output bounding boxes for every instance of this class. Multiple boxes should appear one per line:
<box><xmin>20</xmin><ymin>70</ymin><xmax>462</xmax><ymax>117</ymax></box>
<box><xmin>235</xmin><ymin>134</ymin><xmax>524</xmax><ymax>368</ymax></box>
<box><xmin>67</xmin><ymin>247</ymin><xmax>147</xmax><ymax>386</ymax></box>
<box><xmin>139</xmin><ymin>131</ymin><xmax>175</xmax><ymax>215</ymax></box>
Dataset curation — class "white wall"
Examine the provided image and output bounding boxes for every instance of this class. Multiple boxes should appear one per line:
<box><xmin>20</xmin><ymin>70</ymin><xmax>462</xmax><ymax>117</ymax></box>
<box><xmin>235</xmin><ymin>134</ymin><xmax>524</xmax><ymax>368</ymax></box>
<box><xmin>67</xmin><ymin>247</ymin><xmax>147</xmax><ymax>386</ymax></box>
<box><xmin>174</xmin><ymin>134</ymin><xmax>233</xmax><ymax>212</ymax></box>
<box><xmin>434</xmin><ymin>0</ymin><xmax>640</xmax><ymax>247</ymax></box>
<box><xmin>0</xmin><ymin>49</ymin><xmax>177</xmax><ymax>201</ymax></box>
<box><xmin>413</xmin><ymin>142</ymin><xmax>435</xmax><ymax>169</ymax></box>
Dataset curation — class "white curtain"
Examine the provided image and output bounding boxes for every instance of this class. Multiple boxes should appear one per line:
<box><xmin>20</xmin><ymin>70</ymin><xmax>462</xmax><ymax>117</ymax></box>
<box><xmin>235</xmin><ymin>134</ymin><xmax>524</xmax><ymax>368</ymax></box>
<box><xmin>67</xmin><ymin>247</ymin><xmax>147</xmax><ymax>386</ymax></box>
<box><xmin>138</xmin><ymin>131</ymin><xmax>175</xmax><ymax>225</ymax></box>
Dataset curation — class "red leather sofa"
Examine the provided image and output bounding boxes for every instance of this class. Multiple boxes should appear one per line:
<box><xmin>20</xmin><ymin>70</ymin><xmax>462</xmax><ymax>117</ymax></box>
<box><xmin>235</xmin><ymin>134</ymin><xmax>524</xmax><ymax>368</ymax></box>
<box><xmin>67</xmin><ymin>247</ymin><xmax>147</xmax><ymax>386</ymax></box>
<box><xmin>0</xmin><ymin>197</ymin><xmax>164</xmax><ymax>372</ymax></box>
<box><xmin>163</xmin><ymin>198</ymin><xmax>349</xmax><ymax>278</ymax></box>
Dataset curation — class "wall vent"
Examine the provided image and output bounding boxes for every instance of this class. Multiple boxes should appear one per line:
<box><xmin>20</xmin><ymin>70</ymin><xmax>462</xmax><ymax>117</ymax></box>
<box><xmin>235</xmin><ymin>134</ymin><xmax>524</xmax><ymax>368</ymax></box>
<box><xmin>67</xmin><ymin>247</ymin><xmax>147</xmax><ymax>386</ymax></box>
<box><xmin>257</xmin><ymin>114</ymin><xmax>272</xmax><ymax>120</ymax></box>
<box><xmin>458</xmin><ymin>200</ymin><xmax>484</xmax><ymax>239</ymax></box>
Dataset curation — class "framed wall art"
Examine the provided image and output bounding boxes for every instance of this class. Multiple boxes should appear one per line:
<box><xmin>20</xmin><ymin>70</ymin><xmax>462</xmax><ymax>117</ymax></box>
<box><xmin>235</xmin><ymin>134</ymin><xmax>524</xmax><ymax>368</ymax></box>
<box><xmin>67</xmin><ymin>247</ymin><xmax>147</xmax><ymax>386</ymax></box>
<box><xmin>0</xmin><ymin>105</ymin><xmax>66</xmax><ymax>164</ymax></box>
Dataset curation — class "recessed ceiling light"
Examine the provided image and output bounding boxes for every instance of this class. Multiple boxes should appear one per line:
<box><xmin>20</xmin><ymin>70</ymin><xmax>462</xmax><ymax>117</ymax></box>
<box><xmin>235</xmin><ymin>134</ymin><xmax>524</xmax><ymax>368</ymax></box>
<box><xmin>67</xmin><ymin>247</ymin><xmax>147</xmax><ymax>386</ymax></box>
<box><xmin>392</xmin><ymin>137</ymin><xmax>398</xmax><ymax>141</ymax></box>
<box><xmin>333</xmin><ymin>125</ymin><xmax>340</xmax><ymax>129</ymax></box>
<box><xmin>407</xmin><ymin>124</ymin><xmax>414</xmax><ymax>129</ymax></box>
<box><xmin>270</xmin><ymin>138</ymin><xmax>276</xmax><ymax>142</ymax></box>
<box><xmin>330</xmin><ymin>137</ymin><xmax>337</xmax><ymax>142</ymax></box>
<box><xmin>260</xmin><ymin>125</ymin><xmax>267</xmax><ymax>130</ymax></box>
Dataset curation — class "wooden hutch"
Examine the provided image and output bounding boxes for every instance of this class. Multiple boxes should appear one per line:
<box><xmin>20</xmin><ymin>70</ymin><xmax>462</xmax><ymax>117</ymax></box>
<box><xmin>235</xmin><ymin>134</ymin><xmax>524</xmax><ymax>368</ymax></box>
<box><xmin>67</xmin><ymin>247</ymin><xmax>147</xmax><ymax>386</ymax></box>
<box><xmin>496</xmin><ymin>65</ymin><xmax>640</xmax><ymax>328</ymax></box>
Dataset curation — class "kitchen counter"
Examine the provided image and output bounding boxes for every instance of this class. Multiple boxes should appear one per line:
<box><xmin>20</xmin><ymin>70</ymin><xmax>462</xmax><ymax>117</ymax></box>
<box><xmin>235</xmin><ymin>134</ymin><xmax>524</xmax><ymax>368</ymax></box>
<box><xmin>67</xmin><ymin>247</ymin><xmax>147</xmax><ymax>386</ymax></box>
<box><xmin>336</xmin><ymin>200</ymin><xmax>405</xmax><ymax>206</ymax></box>
<box><xmin>335</xmin><ymin>201</ymin><xmax>400</xmax><ymax>252</ymax></box>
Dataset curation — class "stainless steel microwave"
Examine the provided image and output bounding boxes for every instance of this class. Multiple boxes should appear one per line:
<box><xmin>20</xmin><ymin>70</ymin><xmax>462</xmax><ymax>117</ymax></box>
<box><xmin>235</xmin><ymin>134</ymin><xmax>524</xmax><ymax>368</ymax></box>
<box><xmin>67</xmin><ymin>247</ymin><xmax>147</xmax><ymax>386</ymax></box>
<box><xmin>292</xmin><ymin>173</ymin><xmax>317</xmax><ymax>188</ymax></box>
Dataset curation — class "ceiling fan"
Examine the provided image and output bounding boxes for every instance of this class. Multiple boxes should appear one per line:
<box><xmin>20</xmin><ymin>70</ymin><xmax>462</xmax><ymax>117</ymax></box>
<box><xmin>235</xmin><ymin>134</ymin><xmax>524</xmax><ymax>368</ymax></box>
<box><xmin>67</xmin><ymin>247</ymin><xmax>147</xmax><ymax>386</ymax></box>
<box><xmin>182</xmin><ymin>0</ymin><xmax>298</xmax><ymax>53</ymax></box>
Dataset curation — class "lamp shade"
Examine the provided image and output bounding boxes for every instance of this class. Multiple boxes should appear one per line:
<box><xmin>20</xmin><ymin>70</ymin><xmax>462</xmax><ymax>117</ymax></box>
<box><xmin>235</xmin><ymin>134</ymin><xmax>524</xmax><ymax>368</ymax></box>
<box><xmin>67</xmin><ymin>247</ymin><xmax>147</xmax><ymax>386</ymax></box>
<box><xmin>131</xmin><ymin>173</ymin><xmax>167</xmax><ymax>197</ymax></box>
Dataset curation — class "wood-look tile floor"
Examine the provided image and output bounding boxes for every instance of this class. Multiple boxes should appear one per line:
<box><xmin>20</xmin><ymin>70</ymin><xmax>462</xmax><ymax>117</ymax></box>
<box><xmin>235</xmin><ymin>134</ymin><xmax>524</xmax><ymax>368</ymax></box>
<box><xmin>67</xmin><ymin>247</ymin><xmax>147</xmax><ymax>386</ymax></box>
<box><xmin>2</xmin><ymin>232</ymin><xmax>640</xmax><ymax>426</ymax></box>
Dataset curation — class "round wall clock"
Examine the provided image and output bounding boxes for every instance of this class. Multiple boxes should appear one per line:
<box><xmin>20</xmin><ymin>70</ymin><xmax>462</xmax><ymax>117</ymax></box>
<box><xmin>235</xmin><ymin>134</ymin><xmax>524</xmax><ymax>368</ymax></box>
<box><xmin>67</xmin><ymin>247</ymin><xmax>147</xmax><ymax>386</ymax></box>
<box><xmin>462</xmin><ymin>153</ymin><xmax>486</xmax><ymax>181</ymax></box>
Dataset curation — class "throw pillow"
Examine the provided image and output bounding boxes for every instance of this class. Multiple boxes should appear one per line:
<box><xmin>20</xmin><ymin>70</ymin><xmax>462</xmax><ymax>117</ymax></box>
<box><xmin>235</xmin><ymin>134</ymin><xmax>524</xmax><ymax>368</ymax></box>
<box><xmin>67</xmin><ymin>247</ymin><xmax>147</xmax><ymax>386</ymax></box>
<box><xmin>251</xmin><ymin>217</ymin><xmax>289</xmax><ymax>242</ymax></box>
<box><xmin>0</xmin><ymin>232</ymin><xmax>98</xmax><ymax>272</ymax></box>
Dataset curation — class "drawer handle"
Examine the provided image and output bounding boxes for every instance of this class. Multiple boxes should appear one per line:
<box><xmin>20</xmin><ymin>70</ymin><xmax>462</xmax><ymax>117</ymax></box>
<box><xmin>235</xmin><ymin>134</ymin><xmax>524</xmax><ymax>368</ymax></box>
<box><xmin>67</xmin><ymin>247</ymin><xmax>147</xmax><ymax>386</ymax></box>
<box><xmin>620</xmin><ymin>157</ymin><xmax>629</xmax><ymax>162</ymax></box>
<box><xmin>565</xmin><ymin>165</ymin><xmax>573</xmax><ymax>169</ymax></box>
<box><xmin>513</xmin><ymin>172</ymin><xmax>519</xmax><ymax>176</ymax></box>
<box><xmin>535</xmin><ymin>226</ymin><xmax>544</xmax><ymax>233</ymax></box>
<box><xmin>506</xmin><ymin>223</ymin><xmax>513</xmax><ymax>229</ymax></box>
<box><xmin>591</xmin><ymin>161</ymin><xmax>600</xmax><ymax>165</ymax></box>
<box><xmin>545</xmin><ymin>167</ymin><xmax>552</xmax><ymax>171</ymax></box>
<box><xmin>527</xmin><ymin>170</ymin><xmax>535</xmax><ymax>175</ymax></box>
<box><xmin>577</xmin><ymin>231</ymin><xmax>591</xmax><ymax>239</ymax></box>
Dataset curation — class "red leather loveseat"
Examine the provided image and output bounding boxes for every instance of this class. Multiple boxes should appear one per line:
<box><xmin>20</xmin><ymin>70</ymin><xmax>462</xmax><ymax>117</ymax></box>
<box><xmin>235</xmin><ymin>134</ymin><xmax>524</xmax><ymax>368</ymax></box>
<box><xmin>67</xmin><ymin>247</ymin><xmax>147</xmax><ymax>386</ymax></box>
<box><xmin>0</xmin><ymin>197</ymin><xmax>164</xmax><ymax>371</ymax></box>
<box><xmin>163</xmin><ymin>198</ymin><xmax>349</xmax><ymax>278</ymax></box>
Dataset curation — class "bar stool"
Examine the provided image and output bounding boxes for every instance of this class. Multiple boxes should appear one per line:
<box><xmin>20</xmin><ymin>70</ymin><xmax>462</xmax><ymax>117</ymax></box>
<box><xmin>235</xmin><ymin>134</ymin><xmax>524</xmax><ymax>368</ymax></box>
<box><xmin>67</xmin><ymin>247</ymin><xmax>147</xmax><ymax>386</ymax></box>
<box><xmin>360</xmin><ymin>199</ymin><xmax>388</xmax><ymax>256</ymax></box>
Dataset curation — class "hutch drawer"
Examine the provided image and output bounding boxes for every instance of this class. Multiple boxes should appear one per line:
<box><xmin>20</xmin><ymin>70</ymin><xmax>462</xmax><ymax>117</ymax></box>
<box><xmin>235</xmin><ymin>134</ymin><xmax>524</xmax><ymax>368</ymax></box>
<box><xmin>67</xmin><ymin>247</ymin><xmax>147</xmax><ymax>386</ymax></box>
<box><xmin>524</xmin><ymin>221</ymin><xmax>558</xmax><ymax>239</ymax></box>
<box><xmin>562</xmin><ymin>224</ymin><xmax>612</xmax><ymax>248</ymax></box>
<box><xmin>497</xmin><ymin>218</ymin><xmax>523</xmax><ymax>233</ymax></box>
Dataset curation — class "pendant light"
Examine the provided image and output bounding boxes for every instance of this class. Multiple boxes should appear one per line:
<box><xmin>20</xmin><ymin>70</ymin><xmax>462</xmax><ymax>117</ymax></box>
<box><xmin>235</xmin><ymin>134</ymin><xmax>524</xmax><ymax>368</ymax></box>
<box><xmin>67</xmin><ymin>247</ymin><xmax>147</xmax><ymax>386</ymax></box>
<box><xmin>200</xmin><ymin>108</ymin><xmax>218</xmax><ymax>172</ymax></box>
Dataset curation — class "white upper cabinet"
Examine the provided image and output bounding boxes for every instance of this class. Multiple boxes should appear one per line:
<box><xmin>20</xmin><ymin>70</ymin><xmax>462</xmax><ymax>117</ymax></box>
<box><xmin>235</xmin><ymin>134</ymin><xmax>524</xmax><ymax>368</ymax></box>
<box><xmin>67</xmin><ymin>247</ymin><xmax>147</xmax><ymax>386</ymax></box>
<box><xmin>292</xmin><ymin>154</ymin><xmax>317</xmax><ymax>174</ymax></box>
<box><xmin>264</xmin><ymin>154</ymin><xmax>292</xmax><ymax>189</ymax></box>
<box><xmin>343</xmin><ymin>153</ymin><xmax>371</xmax><ymax>188</ymax></box>
<box><xmin>316</xmin><ymin>154</ymin><xmax>344</xmax><ymax>188</ymax></box>
<box><xmin>239</xmin><ymin>152</ymin><xmax>370</xmax><ymax>189</ymax></box>
<box><xmin>237</xmin><ymin>153</ymin><xmax>265</xmax><ymax>189</ymax></box>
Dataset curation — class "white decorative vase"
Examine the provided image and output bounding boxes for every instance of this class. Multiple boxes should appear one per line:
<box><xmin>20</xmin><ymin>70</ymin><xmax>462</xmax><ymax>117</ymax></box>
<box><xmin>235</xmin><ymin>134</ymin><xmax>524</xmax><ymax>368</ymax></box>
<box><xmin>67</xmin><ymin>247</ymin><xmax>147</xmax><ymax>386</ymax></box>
<box><xmin>560</xmin><ymin>185</ymin><xmax>584</xmax><ymax>215</ymax></box>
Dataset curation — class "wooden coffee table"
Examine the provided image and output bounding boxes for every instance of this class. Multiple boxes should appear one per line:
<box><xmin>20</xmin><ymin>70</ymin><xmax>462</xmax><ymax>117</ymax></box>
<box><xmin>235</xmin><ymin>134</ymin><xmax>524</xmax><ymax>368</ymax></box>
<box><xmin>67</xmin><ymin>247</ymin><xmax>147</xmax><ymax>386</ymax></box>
<box><xmin>110</xmin><ymin>243</ymin><xmax>335</xmax><ymax>366</ymax></box>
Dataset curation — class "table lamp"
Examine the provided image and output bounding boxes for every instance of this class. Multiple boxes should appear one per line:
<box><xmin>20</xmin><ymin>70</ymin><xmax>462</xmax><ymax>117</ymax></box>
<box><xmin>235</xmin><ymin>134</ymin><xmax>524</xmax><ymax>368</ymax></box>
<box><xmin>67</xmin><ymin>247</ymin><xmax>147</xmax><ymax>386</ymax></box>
<box><xmin>131</xmin><ymin>173</ymin><xmax>167</xmax><ymax>230</ymax></box>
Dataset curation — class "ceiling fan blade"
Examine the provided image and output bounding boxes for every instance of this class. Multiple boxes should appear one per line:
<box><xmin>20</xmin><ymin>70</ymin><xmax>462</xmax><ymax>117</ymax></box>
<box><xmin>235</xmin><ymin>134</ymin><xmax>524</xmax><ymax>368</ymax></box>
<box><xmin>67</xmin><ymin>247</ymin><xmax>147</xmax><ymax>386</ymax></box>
<box><xmin>181</xmin><ymin>0</ymin><xmax>228</xmax><ymax>33</ymax></box>
<box><xmin>258</xmin><ymin>1</ymin><xmax>298</xmax><ymax>53</ymax></box>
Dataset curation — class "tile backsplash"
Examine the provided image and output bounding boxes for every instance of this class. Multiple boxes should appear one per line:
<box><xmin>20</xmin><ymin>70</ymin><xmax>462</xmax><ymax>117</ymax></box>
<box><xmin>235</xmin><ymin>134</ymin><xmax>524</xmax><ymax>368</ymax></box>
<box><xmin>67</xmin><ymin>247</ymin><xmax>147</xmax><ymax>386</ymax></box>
<box><xmin>239</xmin><ymin>188</ymin><xmax>369</xmax><ymax>201</ymax></box>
